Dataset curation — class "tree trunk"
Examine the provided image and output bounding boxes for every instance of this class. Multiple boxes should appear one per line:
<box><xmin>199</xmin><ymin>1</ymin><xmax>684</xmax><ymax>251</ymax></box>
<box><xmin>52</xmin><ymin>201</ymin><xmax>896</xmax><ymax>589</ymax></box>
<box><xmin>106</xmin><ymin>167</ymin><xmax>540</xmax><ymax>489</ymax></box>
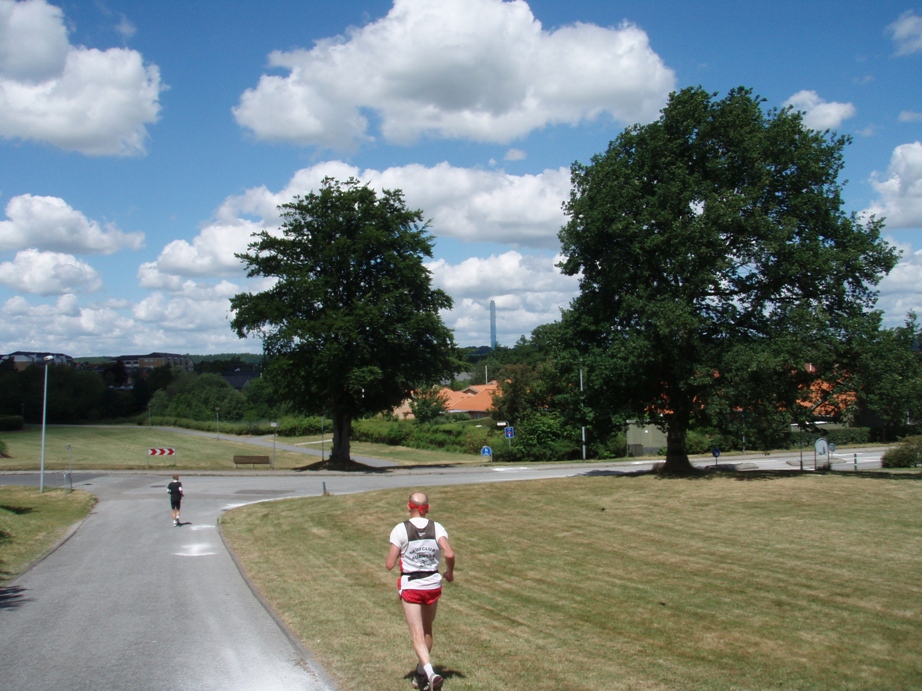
<box><xmin>328</xmin><ymin>410</ymin><xmax>353</xmax><ymax>466</ymax></box>
<box><xmin>661</xmin><ymin>415</ymin><xmax>696</xmax><ymax>475</ymax></box>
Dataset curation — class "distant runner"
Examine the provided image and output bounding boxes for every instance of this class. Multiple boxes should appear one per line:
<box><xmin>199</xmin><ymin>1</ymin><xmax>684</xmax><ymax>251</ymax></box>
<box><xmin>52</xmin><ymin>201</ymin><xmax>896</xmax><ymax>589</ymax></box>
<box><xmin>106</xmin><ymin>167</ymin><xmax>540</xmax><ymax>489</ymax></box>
<box><xmin>167</xmin><ymin>475</ymin><xmax>184</xmax><ymax>526</ymax></box>
<box><xmin>386</xmin><ymin>492</ymin><xmax>455</xmax><ymax>691</ymax></box>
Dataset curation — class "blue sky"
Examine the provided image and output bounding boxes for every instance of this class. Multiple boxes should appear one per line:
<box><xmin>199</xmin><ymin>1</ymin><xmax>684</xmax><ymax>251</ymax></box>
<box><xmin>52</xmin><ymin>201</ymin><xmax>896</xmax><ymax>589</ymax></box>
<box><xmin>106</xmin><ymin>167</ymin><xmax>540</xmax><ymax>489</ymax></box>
<box><xmin>1</xmin><ymin>0</ymin><xmax>920</xmax><ymax>357</ymax></box>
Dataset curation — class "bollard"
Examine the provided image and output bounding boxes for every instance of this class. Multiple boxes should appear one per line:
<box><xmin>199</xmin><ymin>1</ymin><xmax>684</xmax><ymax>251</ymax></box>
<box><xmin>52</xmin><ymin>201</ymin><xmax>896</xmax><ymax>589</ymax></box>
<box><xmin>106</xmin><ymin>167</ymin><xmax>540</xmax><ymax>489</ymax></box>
<box><xmin>854</xmin><ymin>453</ymin><xmax>858</xmax><ymax>471</ymax></box>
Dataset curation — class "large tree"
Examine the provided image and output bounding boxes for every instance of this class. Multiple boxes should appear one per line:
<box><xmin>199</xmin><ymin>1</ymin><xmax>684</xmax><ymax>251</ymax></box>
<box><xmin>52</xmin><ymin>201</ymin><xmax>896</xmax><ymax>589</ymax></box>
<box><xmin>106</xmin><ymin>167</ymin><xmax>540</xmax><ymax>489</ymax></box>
<box><xmin>558</xmin><ymin>86</ymin><xmax>899</xmax><ymax>473</ymax></box>
<box><xmin>230</xmin><ymin>177</ymin><xmax>457</xmax><ymax>467</ymax></box>
<box><xmin>856</xmin><ymin>313</ymin><xmax>922</xmax><ymax>439</ymax></box>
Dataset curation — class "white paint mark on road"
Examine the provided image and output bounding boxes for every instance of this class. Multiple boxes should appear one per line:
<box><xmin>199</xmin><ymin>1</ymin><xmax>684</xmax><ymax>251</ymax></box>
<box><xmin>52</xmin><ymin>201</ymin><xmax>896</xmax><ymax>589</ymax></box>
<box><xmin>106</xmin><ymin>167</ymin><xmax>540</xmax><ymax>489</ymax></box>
<box><xmin>173</xmin><ymin>543</ymin><xmax>217</xmax><ymax>557</ymax></box>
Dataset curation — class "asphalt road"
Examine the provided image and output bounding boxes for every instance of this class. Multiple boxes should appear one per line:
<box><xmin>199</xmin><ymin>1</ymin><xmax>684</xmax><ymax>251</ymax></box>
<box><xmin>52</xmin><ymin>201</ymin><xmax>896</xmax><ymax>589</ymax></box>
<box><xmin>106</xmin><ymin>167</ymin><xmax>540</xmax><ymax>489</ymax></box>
<box><xmin>0</xmin><ymin>447</ymin><xmax>886</xmax><ymax>690</ymax></box>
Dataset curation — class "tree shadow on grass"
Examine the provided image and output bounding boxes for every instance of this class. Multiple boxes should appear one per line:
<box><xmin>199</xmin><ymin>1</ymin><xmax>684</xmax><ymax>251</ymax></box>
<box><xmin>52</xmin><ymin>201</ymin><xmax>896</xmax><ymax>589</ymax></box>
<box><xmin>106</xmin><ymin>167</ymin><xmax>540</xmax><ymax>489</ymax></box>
<box><xmin>294</xmin><ymin>459</ymin><xmax>390</xmax><ymax>473</ymax></box>
<box><xmin>0</xmin><ymin>505</ymin><xmax>34</xmax><ymax>515</ymax></box>
<box><xmin>826</xmin><ymin>469</ymin><xmax>922</xmax><ymax>481</ymax></box>
<box><xmin>583</xmin><ymin>466</ymin><xmax>922</xmax><ymax>482</ymax></box>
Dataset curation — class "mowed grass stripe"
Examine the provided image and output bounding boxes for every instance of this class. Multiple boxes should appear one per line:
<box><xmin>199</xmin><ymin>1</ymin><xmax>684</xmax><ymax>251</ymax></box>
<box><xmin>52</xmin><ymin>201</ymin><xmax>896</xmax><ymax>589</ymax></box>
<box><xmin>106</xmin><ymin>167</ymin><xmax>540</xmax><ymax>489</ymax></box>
<box><xmin>220</xmin><ymin>473</ymin><xmax>922</xmax><ymax>690</ymax></box>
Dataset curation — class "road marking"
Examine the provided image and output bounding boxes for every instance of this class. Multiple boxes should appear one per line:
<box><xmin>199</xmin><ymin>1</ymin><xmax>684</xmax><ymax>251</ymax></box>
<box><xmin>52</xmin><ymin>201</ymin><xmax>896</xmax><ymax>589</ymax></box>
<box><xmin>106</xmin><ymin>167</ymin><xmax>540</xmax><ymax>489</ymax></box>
<box><xmin>173</xmin><ymin>542</ymin><xmax>217</xmax><ymax>557</ymax></box>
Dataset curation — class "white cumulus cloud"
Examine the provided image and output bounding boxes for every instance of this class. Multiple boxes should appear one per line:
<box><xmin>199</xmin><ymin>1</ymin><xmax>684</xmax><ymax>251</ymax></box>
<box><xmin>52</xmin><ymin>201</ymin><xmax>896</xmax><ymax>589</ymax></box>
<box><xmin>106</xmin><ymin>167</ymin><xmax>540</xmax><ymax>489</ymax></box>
<box><xmin>144</xmin><ymin>161</ymin><xmax>572</xmax><ymax>284</ymax></box>
<box><xmin>783</xmin><ymin>90</ymin><xmax>856</xmax><ymax>131</ymax></box>
<box><xmin>233</xmin><ymin>0</ymin><xmax>674</xmax><ymax>150</ymax></box>
<box><xmin>428</xmin><ymin>251</ymin><xmax>578</xmax><ymax>345</ymax></box>
<box><xmin>888</xmin><ymin>10</ymin><xmax>922</xmax><ymax>56</ymax></box>
<box><xmin>0</xmin><ymin>0</ymin><xmax>162</xmax><ymax>156</ymax></box>
<box><xmin>0</xmin><ymin>194</ymin><xmax>144</xmax><ymax>253</ymax></box>
<box><xmin>867</xmin><ymin>141</ymin><xmax>922</xmax><ymax>229</ymax></box>
<box><xmin>877</xmin><ymin>241</ymin><xmax>922</xmax><ymax>324</ymax></box>
<box><xmin>0</xmin><ymin>248</ymin><xmax>102</xmax><ymax>295</ymax></box>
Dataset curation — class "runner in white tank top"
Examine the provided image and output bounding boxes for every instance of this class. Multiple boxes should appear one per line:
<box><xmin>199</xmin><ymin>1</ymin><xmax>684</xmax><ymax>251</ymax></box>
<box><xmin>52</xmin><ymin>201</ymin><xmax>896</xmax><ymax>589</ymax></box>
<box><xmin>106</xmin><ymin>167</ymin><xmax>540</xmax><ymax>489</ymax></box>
<box><xmin>386</xmin><ymin>492</ymin><xmax>455</xmax><ymax>691</ymax></box>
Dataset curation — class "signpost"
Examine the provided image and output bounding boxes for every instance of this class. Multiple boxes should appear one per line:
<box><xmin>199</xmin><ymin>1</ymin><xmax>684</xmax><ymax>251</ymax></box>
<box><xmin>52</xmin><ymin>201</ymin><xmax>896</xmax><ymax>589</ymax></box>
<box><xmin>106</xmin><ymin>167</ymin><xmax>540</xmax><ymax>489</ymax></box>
<box><xmin>147</xmin><ymin>447</ymin><xmax>176</xmax><ymax>468</ymax></box>
<box><xmin>814</xmin><ymin>438</ymin><xmax>828</xmax><ymax>471</ymax></box>
<box><xmin>481</xmin><ymin>445</ymin><xmax>492</xmax><ymax>463</ymax></box>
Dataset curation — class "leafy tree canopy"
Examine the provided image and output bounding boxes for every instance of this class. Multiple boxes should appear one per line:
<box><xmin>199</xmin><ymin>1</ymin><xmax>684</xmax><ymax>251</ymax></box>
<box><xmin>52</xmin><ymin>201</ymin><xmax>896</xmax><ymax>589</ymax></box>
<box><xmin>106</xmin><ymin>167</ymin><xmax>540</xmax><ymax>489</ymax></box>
<box><xmin>557</xmin><ymin>86</ymin><xmax>899</xmax><ymax>473</ymax></box>
<box><xmin>230</xmin><ymin>177</ymin><xmax>458</xmax><ymax>467</ymax></box>
<box><xmin>856</xmin><ymin>312</ymin><xmax>922</xmax><ymax>438</ymax></box>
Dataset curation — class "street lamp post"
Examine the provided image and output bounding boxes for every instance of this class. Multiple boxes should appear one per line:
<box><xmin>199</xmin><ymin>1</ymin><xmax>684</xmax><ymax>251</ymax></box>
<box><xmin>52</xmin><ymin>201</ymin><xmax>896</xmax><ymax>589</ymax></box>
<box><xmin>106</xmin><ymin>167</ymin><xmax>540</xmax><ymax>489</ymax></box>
<box><xmin>40</xmin><ymin>355</ymin><xmax>53</xmax><ymax>493</ymax></box>
<box><xmin>580</xmin><ymin>367</ymin><xmax>587</xmax><ymax>461</ymax></box>
<box><xmin>270</xmin><ymin>421</ymin><xmax>278</xmax><ymax>469</ymax></box>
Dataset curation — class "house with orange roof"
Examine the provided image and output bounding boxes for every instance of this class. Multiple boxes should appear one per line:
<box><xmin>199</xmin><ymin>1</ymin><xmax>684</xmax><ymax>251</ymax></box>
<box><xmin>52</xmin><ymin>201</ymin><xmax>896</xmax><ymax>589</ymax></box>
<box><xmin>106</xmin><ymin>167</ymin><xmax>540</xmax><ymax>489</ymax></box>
<box><xmin>394</xmin><ymin>381</ymin><xmax>499</xmax><ymax>420</ymax></box>
<box><xmin>442</xmin><ymin>382</ymin><xmax>498</xmax><ymax>419</ymax></box>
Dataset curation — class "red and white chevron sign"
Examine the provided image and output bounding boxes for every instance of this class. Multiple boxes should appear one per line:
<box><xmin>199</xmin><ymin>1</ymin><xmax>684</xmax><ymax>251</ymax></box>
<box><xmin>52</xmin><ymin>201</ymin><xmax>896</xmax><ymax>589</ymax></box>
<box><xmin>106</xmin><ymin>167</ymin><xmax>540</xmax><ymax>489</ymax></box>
<box><xmin>148</xmin><ymin>448</ymin><xmax>176</xmax><ymax>456</ymax></box>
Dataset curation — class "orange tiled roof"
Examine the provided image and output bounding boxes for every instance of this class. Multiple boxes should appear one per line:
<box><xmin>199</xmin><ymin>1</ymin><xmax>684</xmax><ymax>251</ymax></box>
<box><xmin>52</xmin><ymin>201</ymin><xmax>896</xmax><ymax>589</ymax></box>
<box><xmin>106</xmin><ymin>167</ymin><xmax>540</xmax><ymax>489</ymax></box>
<box><xmin>443</xmin><ymin>382</ymin><xmax>498</xmax><ymax>414</ymax></box>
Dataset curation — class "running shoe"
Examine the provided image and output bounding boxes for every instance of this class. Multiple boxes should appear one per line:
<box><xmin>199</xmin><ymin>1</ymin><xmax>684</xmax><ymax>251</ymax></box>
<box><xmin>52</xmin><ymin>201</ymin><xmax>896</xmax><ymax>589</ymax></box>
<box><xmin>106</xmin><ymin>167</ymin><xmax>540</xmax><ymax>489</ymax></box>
<box><xmin>426</xmin><ymin>674</ymin><xmax>443</xmax><ymax>691</ymax></box>
<box><xmin>411</xmin><ymin>671</ymin><xmax>426</xmax><ymax>689</ymax></box>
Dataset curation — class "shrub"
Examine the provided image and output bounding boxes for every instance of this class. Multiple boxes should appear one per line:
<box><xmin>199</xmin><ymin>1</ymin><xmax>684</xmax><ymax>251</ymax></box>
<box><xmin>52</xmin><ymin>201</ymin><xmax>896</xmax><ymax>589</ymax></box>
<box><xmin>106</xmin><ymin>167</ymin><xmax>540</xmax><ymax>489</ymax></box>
<box><xmin>824</xmin><ymin>427</ymin><xmax>871</xmax><ymax>446</ymax></box>
<box><xmin>685</xmin><ymin>429</ymin><xmax>712</xmax><ymax>455</ymax></box>
<box><xmin>353</xmin><ymin>419</ymin><xmax>412</xmax><ymax>446</ymax></box>
<box><xmin>511</xmin><ymin>413</ymin><xmax>581</xmax><ymax>463</ymax></box>
<box><xmin>882</xmin><ymin>436</ymin><xmax>922</xmax><ymax>468</ymax></box>
<box><xmin>591</xmin><ymin>432</ymin><xmax>628</xmax><ymax>460</ymax></box>
<box><xmin>277</xmin><ymin>416</ymin><xmax>325</xmax><ymax>437</ymax></box>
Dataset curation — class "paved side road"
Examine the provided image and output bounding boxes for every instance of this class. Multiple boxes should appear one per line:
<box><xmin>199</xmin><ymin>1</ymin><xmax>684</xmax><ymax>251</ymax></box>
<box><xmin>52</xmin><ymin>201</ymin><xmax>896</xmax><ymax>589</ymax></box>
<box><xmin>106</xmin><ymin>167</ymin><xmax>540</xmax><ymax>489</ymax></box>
<box><xmin>0</xmin><ymin>473</ymin><xmax>337</xmax><ymax>691</ymax></box>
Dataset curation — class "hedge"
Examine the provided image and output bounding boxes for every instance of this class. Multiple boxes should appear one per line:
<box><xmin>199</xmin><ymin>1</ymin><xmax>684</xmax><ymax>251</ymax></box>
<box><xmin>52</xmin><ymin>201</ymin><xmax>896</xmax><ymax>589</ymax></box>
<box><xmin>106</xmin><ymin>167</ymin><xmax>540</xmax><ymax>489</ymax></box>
<box><xmin>0</xmin><ymin>415</ymin><xmax>24</xmax><ymax>432</ymax></box>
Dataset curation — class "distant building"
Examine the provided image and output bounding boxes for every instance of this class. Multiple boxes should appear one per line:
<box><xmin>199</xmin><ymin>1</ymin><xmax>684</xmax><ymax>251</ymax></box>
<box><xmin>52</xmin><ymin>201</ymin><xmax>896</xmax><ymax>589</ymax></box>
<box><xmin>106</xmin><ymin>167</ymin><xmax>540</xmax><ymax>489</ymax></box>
<box><xmin>116</xmin><ymin>352</ymin><xmax>194</xmax><ymax>372</ymax></box>
<box><xmin>221</xmin><ymin>369</ymin><xmax>261</xmax><ymax>390</ymax></box>
<box><xmin>625</xmin><ymin>422</ymin><xmax>667</xmax><ymax>457</ymax></box>
<box><xmin>442</xmin><ymin>382</ymin><xmax>498</xmax><ymax>419</ymax></box>
<box><xmin>395</xmin><ymin>382</ymin><xmax>499</xmax><ymax>420</ymax></box>
<box><xmin>0</xmin><ymin>351</ymin><xmax>73</xmax><ymax>371</ymax></box>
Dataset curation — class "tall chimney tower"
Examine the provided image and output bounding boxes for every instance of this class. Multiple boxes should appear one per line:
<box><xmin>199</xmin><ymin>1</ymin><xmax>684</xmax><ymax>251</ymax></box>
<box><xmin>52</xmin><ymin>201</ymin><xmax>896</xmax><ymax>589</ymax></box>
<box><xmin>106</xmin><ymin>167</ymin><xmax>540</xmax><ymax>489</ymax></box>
<box><xmin>490</xmin><ymin>300</ymin><xmax>497</xmax><ymax>349</ymax></box>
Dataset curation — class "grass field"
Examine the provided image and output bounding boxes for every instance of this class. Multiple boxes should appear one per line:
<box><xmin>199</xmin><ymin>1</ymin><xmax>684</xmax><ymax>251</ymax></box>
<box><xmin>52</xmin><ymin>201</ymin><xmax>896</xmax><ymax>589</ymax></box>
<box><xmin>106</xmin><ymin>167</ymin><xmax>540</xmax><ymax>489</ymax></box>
<box><xmin>0</xmin><ymin>426</ymin><xmax>491</xmax><ymax>471</ymax></box>
<box><xmin>0</xmin><ymin>486</ymin><xmax>96</xmax><ymax>583</ymax></box>
<box><xmin>220</xmin><ymin>472</ymin><xmax>922</xmax><ymax>691</ymax></box>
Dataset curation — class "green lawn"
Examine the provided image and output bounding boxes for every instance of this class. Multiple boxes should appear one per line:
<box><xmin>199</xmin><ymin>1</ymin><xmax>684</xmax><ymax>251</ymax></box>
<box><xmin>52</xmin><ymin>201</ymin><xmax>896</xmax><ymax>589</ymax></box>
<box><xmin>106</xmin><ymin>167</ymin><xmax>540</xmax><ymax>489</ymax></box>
<box><xmin>0</xmin><ymin>486</ymin><xmax>96</xmax><ymax>583</ymax></box>
<box><xmin>221</xmin><ymin>472</ymin><xmax>922</xmax><ymax>691</ymax></box>
<box><xmin>0</xmin><ymin>426</ymin><xmax>490</xmax><ymax>471</ymax></box>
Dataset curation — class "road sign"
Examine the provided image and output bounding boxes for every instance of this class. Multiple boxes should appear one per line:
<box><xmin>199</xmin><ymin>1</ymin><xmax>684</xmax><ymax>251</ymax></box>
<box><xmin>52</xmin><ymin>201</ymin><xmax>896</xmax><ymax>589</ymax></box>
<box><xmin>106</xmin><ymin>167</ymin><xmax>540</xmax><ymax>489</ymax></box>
<box><xmin>148</xmin><ymin>448</ymin><xmax>175</xmax><ymax>456</ymax></box>
<box><xmin>480</xmin><ymin>445</ymin><xmax>492</xmax><ymax>458</ymax></box>
<box><xmin>504</xmin><ymin>426</ymin><xmax>514</xmax><ymax>439</ymax></box>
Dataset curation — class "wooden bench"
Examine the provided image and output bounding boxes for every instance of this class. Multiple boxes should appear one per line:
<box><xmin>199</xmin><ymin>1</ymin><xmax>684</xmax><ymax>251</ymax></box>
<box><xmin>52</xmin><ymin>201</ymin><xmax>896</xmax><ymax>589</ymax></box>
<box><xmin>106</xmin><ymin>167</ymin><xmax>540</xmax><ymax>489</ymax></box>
<box><xmin>233</xmin><ymin>455</ymin><xmax>271</xmax><ymax>468</ymax></box>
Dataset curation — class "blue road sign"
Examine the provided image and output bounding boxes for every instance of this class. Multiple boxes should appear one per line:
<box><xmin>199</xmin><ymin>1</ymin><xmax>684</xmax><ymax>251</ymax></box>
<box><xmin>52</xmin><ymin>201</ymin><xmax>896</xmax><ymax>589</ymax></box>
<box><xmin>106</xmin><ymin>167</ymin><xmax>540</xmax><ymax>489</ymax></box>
<box><xmin>481</xmin><ymin>445</ymin><xmax>492</xmax><ymax>457</ymax></box>
<box><xmin>504</xmin><ymin>426</ymin><xmax>514</xmax><ymax>439</ymax></box>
